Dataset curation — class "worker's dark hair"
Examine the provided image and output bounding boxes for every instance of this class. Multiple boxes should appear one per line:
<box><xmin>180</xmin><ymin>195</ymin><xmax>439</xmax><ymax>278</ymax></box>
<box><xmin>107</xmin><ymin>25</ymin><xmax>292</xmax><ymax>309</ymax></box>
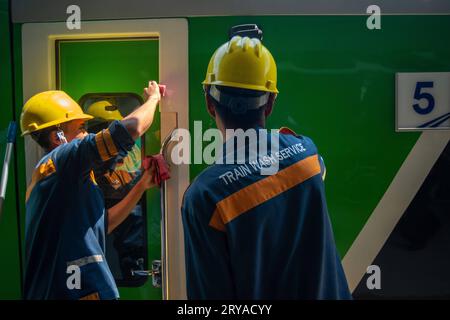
<box><xmin>205</xmin><ymin>85</ymin><xmax>271</xmax><ymax>130</ymax></box>
<box><xmin>30</xmin><ymin>126</ymin><xmax>56</xmax><ymax>151</ymax></box>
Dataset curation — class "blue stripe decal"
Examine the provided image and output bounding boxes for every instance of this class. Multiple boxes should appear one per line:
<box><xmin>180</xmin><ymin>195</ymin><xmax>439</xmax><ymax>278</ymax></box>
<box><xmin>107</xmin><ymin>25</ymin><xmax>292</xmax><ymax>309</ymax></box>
<box><xmin>418</xmin><ymin>112</ymin><xmax>450</xmax><ymax>128</ymax></box>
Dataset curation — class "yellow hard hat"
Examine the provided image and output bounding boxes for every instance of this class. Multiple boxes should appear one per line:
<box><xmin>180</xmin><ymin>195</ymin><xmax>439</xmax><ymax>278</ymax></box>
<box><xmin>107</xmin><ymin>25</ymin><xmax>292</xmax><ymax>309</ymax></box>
<box><xmin>20</xmin><ymin>90</ymin><xmax>93</xmax><ymax>135</ymax></box>
<box><xmin>86</xmin><ymin>100</ymin><xmax>123</xmax><ymax>122</ymax></box>
<box><xmin>202</xmin><ymin>36</ymin><xmax>278</xmax><ymax>93</ymax></box>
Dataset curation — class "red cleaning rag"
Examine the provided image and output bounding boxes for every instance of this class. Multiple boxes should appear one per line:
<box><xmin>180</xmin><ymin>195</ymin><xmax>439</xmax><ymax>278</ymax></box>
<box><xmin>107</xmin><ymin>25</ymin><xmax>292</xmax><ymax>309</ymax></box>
<box><xmin>142</xmin><ymin>154</ymin><xmax>170</xmax><ymax>186</ymax></box>
<box><xmin>158</xmin><ymin>84</ymin><xmax>166</xmax><ymax>97</ymax></box>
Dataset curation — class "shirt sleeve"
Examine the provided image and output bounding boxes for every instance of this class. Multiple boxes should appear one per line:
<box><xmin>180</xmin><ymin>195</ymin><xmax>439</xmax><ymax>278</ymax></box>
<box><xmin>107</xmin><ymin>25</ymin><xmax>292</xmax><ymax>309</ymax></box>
<box><xmin>52</xmin><ymin>120</ymin><xmax>135</xmax><ymax>179</ymax></box>
<box><xmin>181</xmin><ymin>184</ymin><xmax>236</xmax><ymax>299</ymax></box>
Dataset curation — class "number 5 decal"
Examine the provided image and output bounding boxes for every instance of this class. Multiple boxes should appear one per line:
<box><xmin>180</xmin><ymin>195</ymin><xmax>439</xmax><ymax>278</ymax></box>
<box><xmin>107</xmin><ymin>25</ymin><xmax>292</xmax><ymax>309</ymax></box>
<box><xmin>413</xmin><ymin>81</ymin><xmax>435</xmax><ymax>114</ymax></box>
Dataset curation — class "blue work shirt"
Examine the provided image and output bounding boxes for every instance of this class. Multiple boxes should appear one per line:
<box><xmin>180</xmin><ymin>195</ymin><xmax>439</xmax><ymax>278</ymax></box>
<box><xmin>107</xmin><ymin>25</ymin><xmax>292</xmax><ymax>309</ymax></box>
<box><xmin>182</xmin><ymin>128</ymin><xmax>352</xmax><ymax>299</ymax></box>
<box><xmin>24</xmin><ymin>121</ymin><xmax>134</xmax><ymax>300</ymax></box>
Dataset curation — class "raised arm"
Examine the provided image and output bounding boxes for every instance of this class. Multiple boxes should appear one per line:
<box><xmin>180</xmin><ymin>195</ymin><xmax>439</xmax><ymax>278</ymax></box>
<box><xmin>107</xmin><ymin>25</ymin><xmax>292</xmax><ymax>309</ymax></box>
<box><xmin>121</xmin><ymin>81</ymin><xmax>161</xmax><ymax>140</ymax></box>
<box><xmin>53</xmin><ymin>81</ymin><xmax>161</xmax><ymax>178</ymax></box>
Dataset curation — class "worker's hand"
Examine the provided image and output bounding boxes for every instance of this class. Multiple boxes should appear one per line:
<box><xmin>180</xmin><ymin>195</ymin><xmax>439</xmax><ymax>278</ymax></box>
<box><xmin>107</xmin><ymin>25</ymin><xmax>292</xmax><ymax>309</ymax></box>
<box><xmin>138</xmin><ymin>161</ymin><xmax>158</xmax><ymax>190</ymax></box>
<box><xmin>143</xmin><ymin>81</ymin><xmax>161</xmax><ymax>103</ymax></box>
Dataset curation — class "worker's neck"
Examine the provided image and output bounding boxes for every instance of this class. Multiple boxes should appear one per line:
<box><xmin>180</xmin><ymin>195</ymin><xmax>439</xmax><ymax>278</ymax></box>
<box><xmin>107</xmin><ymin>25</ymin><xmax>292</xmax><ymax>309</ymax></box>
<box><xmin>218</xmin><ymin>120</ymin><xmax>266</xmax><ymax>137</ymax></box>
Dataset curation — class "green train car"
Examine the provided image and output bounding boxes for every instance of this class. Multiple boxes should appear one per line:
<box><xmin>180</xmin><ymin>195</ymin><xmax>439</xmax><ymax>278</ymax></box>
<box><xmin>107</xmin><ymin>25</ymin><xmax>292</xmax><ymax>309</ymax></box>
<box><xmin>1</xmin><ymin>0</ymin><xmax>450</xmax><ymax>300</ymax></box>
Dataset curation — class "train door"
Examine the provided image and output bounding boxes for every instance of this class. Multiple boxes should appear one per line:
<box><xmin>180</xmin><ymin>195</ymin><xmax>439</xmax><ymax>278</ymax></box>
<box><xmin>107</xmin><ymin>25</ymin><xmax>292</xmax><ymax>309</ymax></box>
<box><xmin>21</xmin><ymin>19</ymin><xmax>189</xmax><ymax>299</ymax></box>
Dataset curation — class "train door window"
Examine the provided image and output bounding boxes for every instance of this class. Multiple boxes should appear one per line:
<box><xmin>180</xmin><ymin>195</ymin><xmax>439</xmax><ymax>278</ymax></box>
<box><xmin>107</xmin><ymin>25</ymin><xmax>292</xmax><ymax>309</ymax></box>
<box><xmin>80</xmin><ymin>93</ymin><xmax>148</xmax><ymax>287</ymax></box>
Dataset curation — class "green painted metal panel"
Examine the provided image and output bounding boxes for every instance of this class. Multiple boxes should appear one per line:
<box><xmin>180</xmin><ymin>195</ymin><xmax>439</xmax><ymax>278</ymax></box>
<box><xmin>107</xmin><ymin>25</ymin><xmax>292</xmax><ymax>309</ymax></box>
<box><xmin>188</xmin><ymin>16</ymin><xmax>450</xmax><ymax>256</ymax></box>
<box><xmin>0</xmin><ymin>0</ymin><xmax>23</xmax><ymax>299</ymax></box>
<box><xmin>58</xmin><ymin>39</ymin><xmax>161</xmax><ymax>300</ymax></box>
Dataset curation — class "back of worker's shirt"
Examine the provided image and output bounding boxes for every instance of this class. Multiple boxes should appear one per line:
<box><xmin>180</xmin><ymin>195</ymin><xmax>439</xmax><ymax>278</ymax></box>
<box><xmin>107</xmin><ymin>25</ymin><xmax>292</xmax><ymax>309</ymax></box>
<box><xmin>24</xmin><ymin>121</ymin><xmax>134</xmax><ymax>300</ymax></box>
<box><xmin>182</xmin><ymin>128</ymin><xmax>352</xmax><ymax>299</ymax></box>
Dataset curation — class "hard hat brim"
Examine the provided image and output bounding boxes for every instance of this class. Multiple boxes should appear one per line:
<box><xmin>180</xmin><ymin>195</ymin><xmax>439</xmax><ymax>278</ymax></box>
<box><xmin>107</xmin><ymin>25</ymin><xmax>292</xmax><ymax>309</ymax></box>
<box><xmin>21</xmin><ymin>113</ymin><xmax>94</xmax><ymax>136</ymax></box>
<box><xmin>202</xmin><ymin>80</ymin><xmax>279</xmax><ymax>94</ymax></box>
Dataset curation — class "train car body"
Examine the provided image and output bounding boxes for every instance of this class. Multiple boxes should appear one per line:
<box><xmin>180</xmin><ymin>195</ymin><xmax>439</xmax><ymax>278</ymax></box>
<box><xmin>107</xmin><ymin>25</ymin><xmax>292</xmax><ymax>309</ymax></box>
<box><xmin>1</xmin><ymin>0</ymin><xmax>450</xmax><ymax>299</ymax></box>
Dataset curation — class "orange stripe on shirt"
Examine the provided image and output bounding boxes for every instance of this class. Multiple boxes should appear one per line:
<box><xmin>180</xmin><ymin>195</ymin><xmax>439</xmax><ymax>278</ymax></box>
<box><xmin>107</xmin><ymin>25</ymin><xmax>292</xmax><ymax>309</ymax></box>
<box><xmin>209</xmin><ymin>154</ymin><xmax>321</xmax><ymax>232</ymax></box>
<box><xmin>89</xmin><ymin>170</ymin><xmax>98</xmax><ymax>185</ymax></box>
<box><xmin>95</xmin><ymin>131</ymin><xmax>109</xmax><ymax>161</ymax></box>
<box><xmin>79</xmin><ymin>292</ymin><xmax>100</xmax><ymax>300</ymax></box>
<box><xmin>26</xmin><ymin>158</ymin><xmax>56</xmax><ymax>202</ymax></box>
<box><xmin>102</xmin><ymin>129</ymin><xmax>118</xmax><ymax>158</ymax></box>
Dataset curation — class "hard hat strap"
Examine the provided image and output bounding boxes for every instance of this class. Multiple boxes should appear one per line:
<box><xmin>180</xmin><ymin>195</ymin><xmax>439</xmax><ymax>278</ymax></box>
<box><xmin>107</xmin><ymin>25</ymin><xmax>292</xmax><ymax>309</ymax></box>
<box><xmin>208</xmin><ymin>85</ymin><xmax>269</xmax><ymax>113</ymax></box>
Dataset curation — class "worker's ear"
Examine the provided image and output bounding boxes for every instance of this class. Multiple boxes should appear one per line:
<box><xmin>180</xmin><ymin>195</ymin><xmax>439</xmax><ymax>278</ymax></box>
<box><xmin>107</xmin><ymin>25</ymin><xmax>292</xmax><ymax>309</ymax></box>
<box><xmin>205</xmin><ymin>94</ymin><xmax>216</xmax><ymax>119</ymax></box>
<box><xmin>264</xmin><ymin>93</ymin><xmax>277</xmax><ymax>118</ymax></box>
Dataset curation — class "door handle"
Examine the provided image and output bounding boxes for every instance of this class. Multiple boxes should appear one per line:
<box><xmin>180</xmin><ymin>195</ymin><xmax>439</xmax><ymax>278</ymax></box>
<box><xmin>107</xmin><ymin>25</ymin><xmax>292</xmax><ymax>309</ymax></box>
<box><xmin>131</xmin><ymin>260</ymin><xmax>161</xmax><ymax>288</ymax></box>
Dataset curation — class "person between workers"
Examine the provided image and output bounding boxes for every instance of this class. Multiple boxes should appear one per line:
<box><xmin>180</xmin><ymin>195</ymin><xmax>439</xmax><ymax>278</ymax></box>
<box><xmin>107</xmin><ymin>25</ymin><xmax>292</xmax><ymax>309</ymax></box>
<box><xmin>21</xmin><ymin>81</ymin><xmax>161</xmax><ymax>300</ymax></box>
<box><xmin>181</xmin><ymin>28</ymin><xmax>352</xmax><ymax>299</ymax></box>
<box><xmin>85</xmin><ymin>100</ymin><xmax>146</xmax><ymax>281</ymax></box>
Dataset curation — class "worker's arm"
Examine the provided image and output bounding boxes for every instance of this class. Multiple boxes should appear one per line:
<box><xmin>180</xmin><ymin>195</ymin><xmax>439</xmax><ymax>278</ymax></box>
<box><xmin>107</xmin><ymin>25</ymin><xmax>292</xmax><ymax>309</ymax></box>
<box><xmin>107</xmin><ymin>162</ymin><xmax>156</xmax><ymax>234</ymax></box>
<box><xmin>121</xmin><ymin>81</ymin><xmax>161</xmax><ymax>140</ymax></box>
<box><xmin>54</xmin><ymin>81</ymin><xmax>160</xmax><ymax>178</ymax></box>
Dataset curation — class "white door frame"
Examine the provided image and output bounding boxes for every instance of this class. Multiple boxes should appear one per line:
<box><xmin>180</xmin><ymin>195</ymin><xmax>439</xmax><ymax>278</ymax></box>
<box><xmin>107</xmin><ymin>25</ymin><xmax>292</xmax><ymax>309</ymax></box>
<box><xmin>22</xmin><ymin>18</ymin><xmax>189</xmax><ymax>299</ymax></box>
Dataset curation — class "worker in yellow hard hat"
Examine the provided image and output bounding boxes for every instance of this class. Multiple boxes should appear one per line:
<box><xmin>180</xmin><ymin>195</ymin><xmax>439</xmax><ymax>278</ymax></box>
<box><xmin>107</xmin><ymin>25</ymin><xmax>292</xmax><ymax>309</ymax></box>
<box><xmin>21</xmin><ymin>82</ymin><xmax>161</xmax><ymax>300</ymax></box>
<box><xmin>181</xmin><ymin>25</ymin><xmax>351</xmax><ymax>299</ymax></box>
<box><xmin>85</xmin><ymin>100</ymin><xmax>145</xmax><ymax>280</ymax></box>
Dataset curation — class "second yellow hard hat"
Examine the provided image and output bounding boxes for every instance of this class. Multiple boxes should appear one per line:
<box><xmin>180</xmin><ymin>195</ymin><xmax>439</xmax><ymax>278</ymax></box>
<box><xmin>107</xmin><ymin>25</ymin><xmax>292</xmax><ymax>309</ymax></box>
<box><xmin>86</xmin><ymin>100</ymin><xmax>124</xmax><ymax>122</ymax></box>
